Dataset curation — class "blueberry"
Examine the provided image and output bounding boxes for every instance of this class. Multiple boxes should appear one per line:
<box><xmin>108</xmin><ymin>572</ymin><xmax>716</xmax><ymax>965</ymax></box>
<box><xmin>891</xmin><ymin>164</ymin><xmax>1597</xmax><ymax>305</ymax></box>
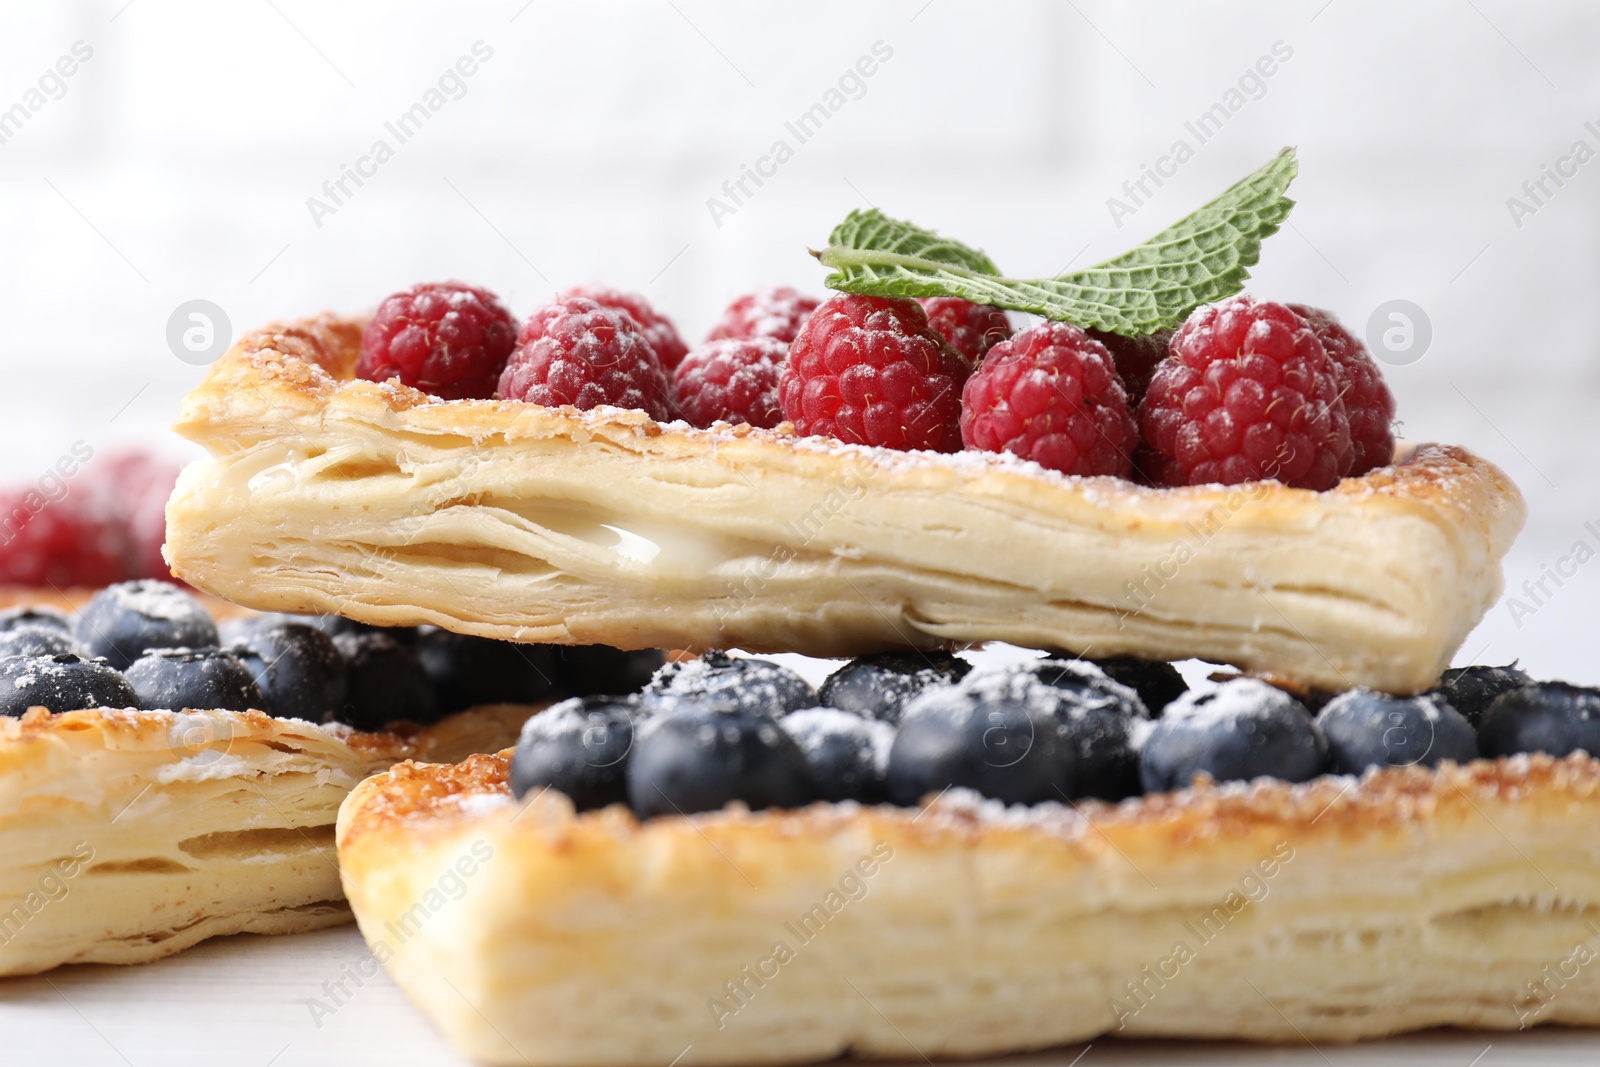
<box><xmin>1316</xmin><ymin>690</ymin><xmax>1478</xmax><ymax>774</ymax></box>
<box><xmin>223</xmin><ymin>622</ymin><xmax>347</xmax><ymax>721</ymax></box>
<box><xmin>817</xmin><ymin>652</ymin><xmax>971</xmax><ymax>724</ymax></box>
<box><xmin>780</xmin><ymin>707</ymin><xmax>895</xmax><ymax>803</ymax></box>
<box><xmin>1089</xmin><ymin>656</ymin><xmax>1188</xmax><ymax>714</ymax></box>
<box><xmin>124</xmin><ymin>647</ymin><xmax>265</xmax><ymax>713</ymax></box>
<box><xmin>330</xmin><ymin>632</ymin><xmax>438</xmax><ymax>731</ymax></box>
<box><xmin>0</xmin><ymin>654</ymin><xmax>138</xmax><ymax>716</ymax></box>
<box><xmin>73</xmin><ymin>580</ymin><xmax>219</xmax><ymax>671</ymax></box>
<box><xmin>1140</xmin><ymin>679</ymin><xmax>1327</xmax><ymax>793</ymax></box>
<box><xmin>886</xmin><ymin>680</ymin><xmax>1075</xmax><ymax>806</ymax></box>
<box><xmin>0</xmin><ymin>625</ymin><xmax>84</xmax><ymax>660</ymax></box>
<box><xmin>510</xmin><ymin>696</ymin><xmax>639</xmax><ymax>809</ymax></box>
<box><xmin>554</xmin><ymin>645</ymin><xmax>666</xmax><ymax>697</ymax></box>
<box><xmin>265</xmin><ymin>614</ymin><xmax>420</xmax><ymax>647</ymax></box>
<box><xmin>1478</xmin><ymin>682</ymin><xmax>1600</xmax><ymax>759</ymax></box>
<box><xmin>0</xmin><ymin>606</ymin><xmax>72</xmax><ymax>635</ymax></box>
<box><xmin>1431</xmin><ymin>663</ymin><xmax>1533</xmax><ymax>728</ymax></box>
<box><xmin>641</xmin><ymin>652</ymin><xmax>816</xmax><ymax>717</ymax></box>
<box><xmin>416</xmin><ymin>627</ymin><xmax>558</xmax><ymax>713</ymax></box>
<box><xmin>981</xmin><ymin>660</ymin><xmax>1147</xmax><ymax>800</ymax></box>
<box><xmin>628</xmin><ymin>703</ymin><xmax>815</xmax><ymax>818</ymax></box>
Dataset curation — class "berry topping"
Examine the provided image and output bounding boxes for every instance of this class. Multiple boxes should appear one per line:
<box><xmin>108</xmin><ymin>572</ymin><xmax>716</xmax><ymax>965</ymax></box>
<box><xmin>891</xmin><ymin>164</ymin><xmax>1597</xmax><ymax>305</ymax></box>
<box><xmin>0</xmin><ymin>606</ymin><xmax>71</xmax><ymax>635</ymax></box>
<box><xmin>778</xmin><ymin>294</ymin><xmax>971</xmax><ymax>452</ymax></box>
<box><xmin>706</xmin><ymin>287</ymin><xmax>820</xmax><ymax>344</ymax></box>
<box><xmin>330</xmin><ymin>631</ymin><xmax>438</xmax><ymax>731</ymax></box>
<box><xmin>640</xmin><ymin>651</ymin><xmax>816</xmax><ymax>717</ymax></box>
<box><xmin>1086</xmin><ymin>328</ymin><xmax>1173</xmax><ymax>408</ymax></box>
<box><xmin>918</xmin><ymin>297</ymin><xmax>1011</xmax><ymax>362</ymax></box>
<box><xmin>510</xmin><ymin>695</ymin><xmax>639</xmax><ymax>810</ymax></box>
<box><xmin>285</xmin><ymin>615</ymin><xmax>419</xmax><ymax>646</ymax></box>
<box><xmin>780</xmin><ymin>707</ymin><xmax>894</xmax><ymax>803</ymax></box>
<box><xmin>670</xmin><ymin>337</ymin><xmax>787</xmax><ymax>429</ymax></box>
<box><xmin>1478</xmin><ymin>682</ymin><xmax>1600</xmax><ymax>759</ymax></box>
<box><xmin>498</xmin><ymin>297</ymin><xmax>672</xmax><ymax>419</ymax></box>
<box><xmin>1090</xmin><ymin>655</ymin><xmax>1188</xmax><ymax>715</ymax></box>
<box><xmin>991</xmin><ymin>659</ymin><xmax>1148</xmax><ymax>800</ymax></box>
<box><xmin>1140</xmin><ymin>679</ymin><xmax>1327</xmax><ymax>792</ymax></box>
<box><xmin>1289</xmin><ymin>305</ymin><xmax>1397</xmax><ymax>477</ymax></box>
<box><xmin>0</xmin><ymin>626</ymin><xmax>84</xmax><ymax>660</ymax></box>
<box><xmin>1430</xmin><ymin>662</ymin><xmax>1533</xmax><ymax>728</ymax></box>
<box><xmin>357</xmin><ymin>282</ymin><xmax>517</xmax><ymax>400</ymax></box>
<box><xmin>73</xmin><ymin>580</ymin><xmax>219</xmax><ymax>671</ymax></box>
<box><xmin>221</xmin><ymin>620</ymin><xmax>348</xmax><ymax>722</ymax></box>
<box><xmin>87</xmin><ymin>448</ymin><xmax>183</xmax><ymax>581</ymax></box>
<box><xmin>1138</xmin><ymin>296</ymin><xmax>1352</xmax><ymax>489</ymax></box>
<box><xmin>124</xmin><ymin>647</ymin><xmax>265</xmax><ymax>713</ymax></box>
<box><xmin>559</xmin><ymin>284</ymin><xmax>688</xmax><ymax>371</ymax></box>
<box><xmin>816</xmin><ymin>651</ymin><xmax>972</xmax><ymax>726</ymax></box>
<box><xmin>0</xmin><ymin>490</ymin><xmax>125</xmax><ymax>589</ymax></box>
<box><xmin>0</xmin><ymin>653</ymin><xmax>137</xmax><ymax>716</ymax></box>
<box><xmin>627</xmin><ymin>704</ymin><xmax>815</xmax><ymax>818</ymax></box>
<box><xmin>1315</xmin><ymin>690</ymin><xmax>1478</xmax><ymax>774</ymax></box>
<box><xmin>553</xmin><ymin>645</ymin><xmax>666</xmax><ymax>699</ymax></box>
<box><xmin>959</xmin><ymin>321</ymin><xmax>1138</xmax><ymax>477</ymax></box>
<box><xmin>416</xmin><ymin>627</ymin><xmax>558</xmax><ymax>714</ymax></box>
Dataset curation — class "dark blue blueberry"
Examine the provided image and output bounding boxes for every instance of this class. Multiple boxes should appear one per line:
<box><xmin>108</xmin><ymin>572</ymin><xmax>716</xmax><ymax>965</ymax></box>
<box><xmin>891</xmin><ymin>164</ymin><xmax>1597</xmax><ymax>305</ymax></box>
<box><xmin>987</xmin><ymin>660</ymin><xmax>1147</xmax><ymax>800</ymax></box>
<box><xmin>0</xmin><ymin>625</ymin><xmax>84</xmax><ymax>660</ymax></box>
<box><xmin>554</xmin><ymin>645</ymin><xmax>666</xmax><ymax>697</ymax></box>
<box><xmin>0</xmin><ymin>606</ymin><xmax>72</xmax><ymax>635</ymax></box>
<box><xmin>641</xmin><ymin>652</ymin><xmax>816</xmax><ymax>717</ymax></box>
<box><xmin>1430</xmin><ymin>663</ymin><xmax>1533</xmax><ymax>728</ymax></box>
<box><xmin>628</xmin><ymin>703</ymin><xmax>815</xmax><ymax>818</ymax></box>
<box><xmin>416</xmin><ymin>627</ymin><xmax>559</xmax><ymax>713</ymax></box>
<box><xmin>1478</xmin><ymin>683</ymin><xmax>1600</xmax><ymax>759</ymax></box>
<box><xmin>816</xmin><ymin>652</ymin><xmax>971</xmax><ymax>725</ymax></box>
<box><xmin>124</xmin><ymin>647</ymin><xmax>265</xmax><ymax>713</ymax></box>
<box><xmin>1316</xmin><ymin>690</ymin><xmax>1478</xmax><ymax>774</ymax></box>
<box><xmin>886</xmin><ymin>680</ymin><xmax>1075</xmax><ymax>806</ymax></box>
<box><xmin>222</xmin><ymin>621</ymin><xmax>347</xmax><ymax>721</ymax></box>
<box><xmin>72</xmin><ymin>581</ymin><xmax>218</xmax><ymax>671</ymax></box>
<box><xmin>0</xmin><ymin>653</ymin><xmax>137</xmax><ymax>716</ymax></box>
<box><xmin>510</xmin><ymin>696</ymin><xmax>640</xmax><ymax>809</ymax></box>
<box><xmin>780</xmin><ymin>707</ymin><xmax>894</xmax><ymax>803</ymax></box>
<box><xmin>279</xmin><ymin>614</ymin><xmax>420</xmax><ymax>647</ymax></box>
<box><xmin>1089</xmin><ymin>656</ymin><xmax>1188</xmax><ymax>715</ymax></box>
<box><xmin>330</xmin><ymin>631</ymin><xmax>438</xmax><ymax>731</ymax></box>
<box><xmin>1140</xmin><ymin>679</ymin><xmax>1326</xmax><ymax>793</ymax></box>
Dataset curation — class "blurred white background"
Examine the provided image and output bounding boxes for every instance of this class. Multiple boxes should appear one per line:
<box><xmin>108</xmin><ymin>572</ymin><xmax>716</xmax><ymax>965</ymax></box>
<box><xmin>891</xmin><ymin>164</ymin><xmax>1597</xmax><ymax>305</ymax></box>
<box><xmin>1</xmin><ymin>0</ymin><xmax>1597</xmax><ymax>681</ymax></box>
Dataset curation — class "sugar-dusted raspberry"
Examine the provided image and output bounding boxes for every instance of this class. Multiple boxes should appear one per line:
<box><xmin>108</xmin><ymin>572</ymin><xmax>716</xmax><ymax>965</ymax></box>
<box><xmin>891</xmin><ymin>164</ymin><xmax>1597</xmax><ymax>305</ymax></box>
<box><xmin>1139</xmin><ymin>296</ymin><xmax>1352</xmax><ymax>489</ymax></box>
<box><xmin>1087</xmin><ymin>328</ymin><xmax>1173</xmax><ymax>408</ymax></box>
<box><xmin>672</xmin><ymin>337</ymin><xmax>788</xmax><ymax>429</ymax></box>
<box><xmin>778</xmin><ymin>294</ymin><xmax>971</xmax><ymax>452</ymax></box>
<box><xmin>1289</xmin><ymin>304</ymin><xmax>1397</xmax><ymax>477</ymax></box>
<box><xmin>357</xmin><ymin>281</ymin><xmax>518</xmax><ymax>400</ymax></box>
<box><xmin>960</xmin><ymin>322</ymin><xmax>1137</xmax><ymax>477</ymax></box>
<box><xmin>498</xmin><ymin>296</ymin><xmax>672</xmax><ymax>420</ymax></box>
<box><xmin>0</xmin><ymin>491</ymin><xmax>125</xmax><ymax>588</ymax></box>
<box><xmin>560</xmin><ymin>284</ymin><xmax>688</xmax><ymax>371</ymax></box>
<box><xmin>706</xmin><ymin>287</ymin><xmax>820</xmax><ymax>344</ymax></box>
<box><xmin>919</xmin><ymin>297</ymin><xmax>1012</xmax><ymax>363</ymax></box>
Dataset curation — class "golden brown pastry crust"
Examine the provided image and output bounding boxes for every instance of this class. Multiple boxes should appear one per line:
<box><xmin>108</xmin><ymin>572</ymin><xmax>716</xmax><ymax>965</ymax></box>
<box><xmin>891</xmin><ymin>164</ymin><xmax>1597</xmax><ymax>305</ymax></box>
<box><xmin>166</xmin><ymin>316</ymin><xmax>1525</xmax><ymax>693</ymax></box>
<box><xmin>338</xmin><ymin>752</ymin><xmax>1600</xmax><ymax>1064</ymax></box>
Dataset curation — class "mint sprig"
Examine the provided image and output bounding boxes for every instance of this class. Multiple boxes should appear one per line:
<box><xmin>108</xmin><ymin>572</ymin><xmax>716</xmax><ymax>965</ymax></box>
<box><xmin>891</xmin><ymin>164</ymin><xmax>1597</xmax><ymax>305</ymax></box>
<box><xmin>814</xmin><ymin>147</ymin><xmax>1297</xmax><ymax>336</ymax></box>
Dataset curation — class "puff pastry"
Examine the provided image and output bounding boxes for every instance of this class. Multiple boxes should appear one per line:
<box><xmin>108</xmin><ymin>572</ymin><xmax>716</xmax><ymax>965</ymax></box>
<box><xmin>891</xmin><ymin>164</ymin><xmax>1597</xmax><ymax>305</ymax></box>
<box><xmin>165</xmin><ymin>315</ymin><xmax>1525</xmax><ymax>695</ymax></box>
<box><xmin>338</xmin><ymin>751</ymin><xmax>1600</xmax><ymax>1064</ymax></box>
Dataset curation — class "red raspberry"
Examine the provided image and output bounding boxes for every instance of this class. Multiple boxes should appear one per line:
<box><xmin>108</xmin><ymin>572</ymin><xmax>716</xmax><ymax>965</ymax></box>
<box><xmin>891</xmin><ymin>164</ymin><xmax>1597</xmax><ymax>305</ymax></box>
<box><xmin>960</xmin><ymin>322</ymin><xmax>1137</xmax><ymax>477</ymax></box>
<box><xmin>357</xmin><ymin>282</ymin><xmax>517</xmax><ymax>400</ymax></box>
<box><xmin>498</xmin><ymin>297</ymin><xmax>672</xmax><ymax>420</ymax></box>
<box><xmin>85</xmin><ymin>449</ymin><xmax>183</xmax><ymax>580</ymax></box>
<box><xmin>0</xmin><ymin>491</ymin><xmax>125</xmax><ymax>588</ymax></box>
<box><xmin>779</xmin><ymin>294</ymin><xmax>971</xmax><ymax>452</ymax></box>
<box><xmin>672</xmin><ymin>338</ymin><xmax>787</xmax><ymax>429</ymax></box>
<box><xmin>560</xmin><ymin>284</ymin><xmax>688</xmax><ymax>371</ymax></box>
<box><xmin>1087</xmin><ymin>328</ymin><xmax>1173</xmax><ymax>408</ymax></box>
<box><xmin>1139</xmin><ymin>296</ymin><xmax>1351</xmax><ymax>490</ymax></box>
<box><xmin>706</xmin><ymin>287</ymin><xmax>819</xmax><ymax>344</ymax></box>
<box><xmin>1289</xmin><ymin>305</ymin><xmax>1397</xmax><ymax>477</ymax></box>
<box><xmin>919</xmin><ymin>297</ymin><xmax>1011</xmax><ymax>363</ymax></box>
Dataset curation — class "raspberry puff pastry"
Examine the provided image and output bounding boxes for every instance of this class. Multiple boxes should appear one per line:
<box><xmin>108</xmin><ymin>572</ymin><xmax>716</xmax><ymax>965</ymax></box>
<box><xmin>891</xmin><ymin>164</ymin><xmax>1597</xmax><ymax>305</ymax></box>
<box><xmin>165</xmin><ymin>315</ymin><xmax>1524</xmax><ymax>694</ymax></box>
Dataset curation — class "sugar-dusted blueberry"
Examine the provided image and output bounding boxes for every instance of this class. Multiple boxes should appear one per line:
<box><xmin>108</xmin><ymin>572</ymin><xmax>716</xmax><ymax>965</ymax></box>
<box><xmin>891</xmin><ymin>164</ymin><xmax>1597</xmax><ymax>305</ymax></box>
<box><xmin>1316</xmin><ymin>690</ymin><xmax>1478</xmax><ymax>774</ymax></box>
<box><xmin>1090</xmin><ymin>655</ymin><xmax>1188</xmax><ymax>715</ymax></box>
<box><xmin>1478</xmin><ymin>682</ymin><xmax>1600</xmax><ymax>759</ymax></box>
<box><xmin>330</xmin><ymin>631</ymin><xmax>438</xmax><ymax>731</ymax></box>
<box><xmin>554</xmin><ymin>644</ymin><xmax>666</xmax><ymax>697</ymax></box>
<box><xmin>223</xmin><ymin>621</ymin><xmax>347</xmax><ymax>721</ymax></box>
<box><xmin>628</xmin><ymin>702</ymin><xmax>815</xmax><ymax>818</ymax></box>
<box><xmin>298</xmin><ymin>615</ymin><xmax>419</xmax><ymax>646</ymax></box>
<box><xmin>984</xmin><ymin>660</ymin><xmax>1147</xmax><ymax>800</ymax></box>
<box><xmin>73</xmin><ymin>580</ymin><xmax>219</xmax><ymax>670</ymax></box>
<box><xmin>0</xmin><ymin>653</ymin><xmax>138</xmax><ymax>716</ymax></box>
<box><xmin>780</xmin><ymin>707</ymin><xmax>895</xmax><ymax>803</ymax></box>
<box><xmin>416</xmin><ymin>627</ymin><xmax>559</xmax><ymax>713</ymax></box>
<box><xmin>124</xmin><ymin>647</ymin><xmax>265</xmax><ymax>713</ymax></box>
<box><xmin>1140</xmin><ymin>679</ymin><xmax>1327</xmax><ymax>793</ymax></box>
<box><xmin>510</xmin><ymin>695</ymin><xmax>639</xmax><ymax>810</ymax></box>
<box><xmin>641</xmin><ymin>651</ymin><xmax>816</xmax><ymax>717</ymax></box>
<box><xmin>1431</xmin><ymin>663</ymin><xmax>1532</xmax><ymax>728</ymax></box>
<box><xmin>816</xmin><ymin>651</ymin><xmax>971</xmax><ymax>725</ymax></box>
<box><xmin>0</xmin><ymin>606</ymin><xmax>72</xmax><ymax>635</ymax></box>
<box><xmin>0</xmin><ymin>625</ymin><xmax>84</xmax><ymax>660</ymax></box>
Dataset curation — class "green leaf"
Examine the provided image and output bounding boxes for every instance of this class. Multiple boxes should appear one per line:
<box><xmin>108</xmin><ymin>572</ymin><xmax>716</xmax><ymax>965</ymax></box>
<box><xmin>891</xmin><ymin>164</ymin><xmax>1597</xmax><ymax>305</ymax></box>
<box><xmin>815</xmin><ymin>147</ymin><xmax>1298</xmax><ymax>335</ymax></box>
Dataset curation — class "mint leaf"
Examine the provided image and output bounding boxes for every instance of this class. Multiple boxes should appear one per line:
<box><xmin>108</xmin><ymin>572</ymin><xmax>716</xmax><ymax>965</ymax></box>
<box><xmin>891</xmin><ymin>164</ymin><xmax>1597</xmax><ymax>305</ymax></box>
<box><xmin>815</xmin><ymin>147</ymin><xmax>1297</xmax><ymax>335</ymax></box>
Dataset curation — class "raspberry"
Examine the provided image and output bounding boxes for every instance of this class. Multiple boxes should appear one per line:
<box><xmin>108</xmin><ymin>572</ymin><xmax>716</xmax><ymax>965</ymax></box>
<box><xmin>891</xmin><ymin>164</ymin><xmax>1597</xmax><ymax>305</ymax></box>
<box><xmin>560</xmin><ymin>284</ymin><xmax>688</xmax><ymax>371</ymax></box>
<box><xmin>357</xmin><ymin>281</ymin><xmax>517</xmax><ymax>400</ymax></box>
<box><xmin>86</xmin><ymin>449</ymin><xmax>182</xmax><ymax>580</ymax></box>
<box><xmin>498</xmin><ymin>296</ymin><xmax>672</xmax><ymax>420</ymax></box>
<box><xmin>1139</xmin><ymin>296</ymin><xmax>1352</xmax><ymax>490</ymax></box>
<box><xmin>919</xmin><ymin>297</ymin><xmax>1011</xmax><ymax>362</ymax></box>
<box><xmin>0</xmin><ymin>491</ymin><xmax>125</xmax><ymax>588</ymax></box>
<box><xmin>959</xmin><ymin>322</ymin><xmax>1137</xmax><ymax>477</ymax></box>
<box><xmin>671</xmin><ymin>337</ymin><xmax>787</xmax><ymax>429</ymax></box>
<box><xmin>1289</xmin><ymin>305</ymin><xmax>1397</xmax><ymax>477</ymax></box>
<box><xmin>778</xmin><ymin>294</ymin><xmax>970</xmax><ymax>452</ymax></box>
<box><xmin>706</xmin><ymin>287</ymin><xmax>819</xmax><ymax>344</ymax></box>
<box><xmin>1087</xmin><ymin>327</ymin><xmax>1173</xmax><ymax>408</ymax></box>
